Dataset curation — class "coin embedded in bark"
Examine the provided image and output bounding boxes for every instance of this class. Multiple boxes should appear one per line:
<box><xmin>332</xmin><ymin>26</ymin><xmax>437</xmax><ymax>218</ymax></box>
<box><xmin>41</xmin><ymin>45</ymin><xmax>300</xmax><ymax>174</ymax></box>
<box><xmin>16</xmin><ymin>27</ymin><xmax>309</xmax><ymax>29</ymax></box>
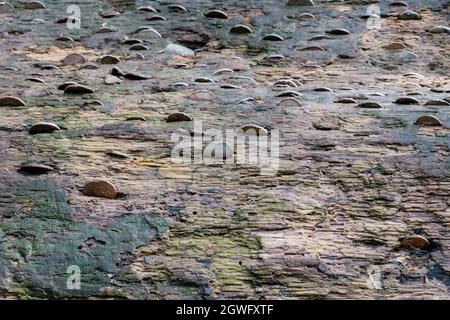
<box><xmin>431</xmin><ymin>87</ymin><xmax>450</xmax><ymax>93</ymax></box>
<box><xmin>19</xmin><ymin>163</ymin><xmax>54</xmax><ymax>174</ymax></box>
<box><xmin>83</xmin><ymin>180</ymin><xmax>118</xmax><ymax>199</ymax></box>
<box><xmin>134</xmin><ymin>26</ymin><xmax>153</xmax><ymax>34</ymax></box>
<box><xmin>0</xmin><ymin>2</ymin><xmax>15</xmax><ymax>13</ymax></box>
<box><xmin>0</xmin><ymin>96</ymin><xmax>26</xmax><ymax>107</ymax></box>
<box><xmin>326</xmin><ymin>29</ymin><xmax>350</xmax><ymax>35</ymax></box>
<box><xmin>401</xmin><ymin>51</ymin><xmax>419</xmax><ymax>60</ymax></box>
<box><xmin>29</xmin><ymin>122</ymin><xmax>60</xmax><ymax>134</ymax></box>
<box><xmin>335</xmin><ymin>98</ymin><xmax>358</xmax><ymax>104</ymax></box>
<box><xmin>146</xmin><ymin>15</ymin><xmax>167</xmax><ymax>21</ymax></box>
<box><xmin>361</xmin><ymin>13</ymin><xmax>381</xmax><ymax>20</ymax></box>
<box><xmin>238</xmin><ymin>97</ymin><xmax>255</xmax><ymax>104</ymax></box>
<box><xmin>126</xmin><ymin>116</ymin><xmax>146</xmax><ymax>121</ymax></box>
<box><xmin>394</xmin><ymin>97</ymin><xmax>420</xmax><ymax>105</ymax></box>
<box><xmin>107</xmin><ymin>151</ymin><xmax>131</xmax><ymax>159</ymax></box>
<box><xmin>313</xmin><ymin>121</ymin><xmax>340</xmax><ymax>131</ymax></box>
<box><xmin>194</xmin><ymin>77</ymin><xmax>214</xmax><ymax>83</ymax></box>
<box><xmin>273</xmin><ymin>79</ymin><xmax>298</xmax><ymax>88</ymax></box>
<box><xmin>99</xmin><ymin>10</ymin><xmax>120</xmax><ymax>18</ymax></box>
<box><xmin>338</xmin><ymin>54</ymin><xmax>355</xmax><ymax>59</ymax></box>
<box><xmin>239</xmin><ymin>124</ymin><xmax>268</xmax><ymax>136</ymax></box>
<box><xmin>169</xmin><ymin>4</ymin><xmax>188</xmax><ymax>12</ymax></box>
<box><xmin>398</xmin><ymin>10</ymin><xmax>421</xmax><ymax>20</ymax></box>
<box><xmin>298</xmin><ymin>13</ymin><xmax>315</xmax><ymax>19</ymax></box>
<box><xmin>401</xmin><ymin>235</ymin><xmax>429</xmax><ymax>249</ymax></box>
<box><xmin>123</xmin><ymin>72</ymin><xmax>149</xmax><ymax>80</ymax></box>
<box><xmin>301</xmin><ymin>46</ymin><xmax>325</xmax><ymax>51</ymax></box>
<box><xmin>230</xmin><ymin>24</ymin><xmax>252</xmax><ymax>34</ymax></box>
<box><xmin>278</xmin><ymin>98</ymin><xmax>302</xmax><ymax>107</ymax></box>
<box><xmin>99</xmin><ymin>55</ymin><xmax>121</xmax><ymax>64</ymax></box>
<box><xmin>425</xmin><ymin>100</ymin><xmax>450</xmax><ymax>106</ymax></box>
<box><xmin>276</xmin><ymin>91</ymin><xmax>302</xmax><ymax>97</ymax></box>
<box><xmin>78</xmin><ymin>63</ymin><xmax>98</xmax><ymax>70</ymax></box>
<box><xmin>58</xmin><ymin>81</ymin><xmax>78</xmax><ymax>90</ymax></box>
<box><xmin>415</xmin><ymin>115</ymin><xmax>442</xmax><ymax>126</ymax></box>
<box><xmin>26</xmin><ymin>77</ymin><xmax>45</xmax><ymax>83</ymax></box>
<box><xmin>121</xmin><ymin>38</ymin><xmax>143</xmax><ymax>45</ymax></box>
<box><xmin>404</xmin><ymin>82</ymin><xmax>421</xmax><ymax>89</ymax></box>
<box><xmin>111</xmin><ymin>67</ymin><xmax>125</xmax><ymax>77</ymax></box>
<box><xmin>390</xmin><ymin>1</ymin><xmax>408</xmax><ymax>6</ymax></box>
<box><xmin>170</xmin><ymin>82</ymin><xmax>189</xmax><ymax>88</ymax></box>
<box><xmin>62</xmin><ymin>53</ymin><xmax>87</xmax><ymax>65</ymax></box>
<box><xmin>24</xmin><ymin>1</ymin><xmax>46</xmax><ymax>9</ymax></box>
<box><xmin>308</xmin><ymin>35</ymin><xmax>332</xmax><ymax>41</ymax></box>
<box><xmin>406</xmin><ymin>92</ymin><xmax>423</xmax><ymax>96</ymax></box>
<box><xmin>356</xmin><ymin>102</ymin><xmax>383</xmax><ymax>109</ymax></box>
<box><xmin>138</xmin><ymin>5</ymin><xmax>157</xmax><ymax>12</ymax></box>
<box><xmin>37</xmin><ymin>63</ymin><xmax>60</xmax><ymax>70</ymax></box>
<box><xmin>234</xmin><ymin>76</ymin><xmax>257</xmax><ymax>84</ymax></box>
<box><xmin>205</xmin><ymin>10</ymin><xmax>229</xmax><ymax>19</ymax></box>
<box><xmin>384</xmin><ymin>42</ymin><xmax>407</xmax><ymax>51</ymax></box>
<box><xmin>97</xmin><ymin>26</ymin><xmax>117</xmax><ymax>33</ymax></box>
<box><xmin>56</xmin><ymin>17</ymin><xmax>80</xmax><ymax>24</ymax></box>
<box><xmin>134</xmin><ymin>26</ymin><xmax>162</xmax><ymax>38</ymax></box>
<box><xmin>314</xmin><ymin>87</ymin><xmax>333</xmax><ymax>92</ymax></box>
<box><xmin>129</xmin><ymin>44</ymin><xmax>149</xmax><ymax>51</ymax></box>
<box><xmin>167</xmin><ymin>112</ymin><xmax>193</xmax><ymax>122</ymax></box>
<box><xmin>56</xmin><ymin>35</ymin><xmax>74</xmax><ymax>42</ymax></box>
<box><xmin>104</xmin><ymin>75</ymin><xmax>123</xmax><ymax>85</ymax></box>
<box><xmin>161</xmin><ymin>43</ymin><xmax>194</xmax><ymax>57</ymax></box>
<box><xmin>265</xmin><ymin>54</ymin><xmax>285</xmax><ymax>63</ymax></box>
<box><xmin>263</xmin><ymin>33</ymin><xmax>284</xmax><ymax>41</ymax></box>
<box><xmin>273</xmin><ymin>79</ymin><xmax>303</xmax><ymax>88</ymax></box>
<box><xmin>128</xmin><ymin>53</ymin><xmax>145</xmax><ymax>60</ymax></box>
<box><xmin>83</xmin><ymin>100</ymin><xmax>103</xmax><ymax>107</ymax></box>
<box><xmin>64</xmin><ymin>84</ymin><xmax>95</xmax><ymax>94</ymax></box>
<box><xmin>213</xmin><ymin>68</ymin><xmax>234</xmax><ymax>75</ymax></box>
<box><xmin>287</xmin><ymin>0</ymin><xmax>315</xmax><ymax>5</ymax></box>
<box><xmin>189</xmin><ymin>90</ymin><xmax>214</xmax><ymax>101</ymax></box>
<box><xmin>429</xmin><ymin>25</ymin><xmax>450</xmax><ymax>34</ymax></box>
<box><xmin>221</xmin><ymin>84</ymin><xmax>241</xmax><ymax>90</ymax></box>
<box><xmin>403</xmin><ymin>72</ymin><xmax>424</xmax><ymax>79</ymax></box>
